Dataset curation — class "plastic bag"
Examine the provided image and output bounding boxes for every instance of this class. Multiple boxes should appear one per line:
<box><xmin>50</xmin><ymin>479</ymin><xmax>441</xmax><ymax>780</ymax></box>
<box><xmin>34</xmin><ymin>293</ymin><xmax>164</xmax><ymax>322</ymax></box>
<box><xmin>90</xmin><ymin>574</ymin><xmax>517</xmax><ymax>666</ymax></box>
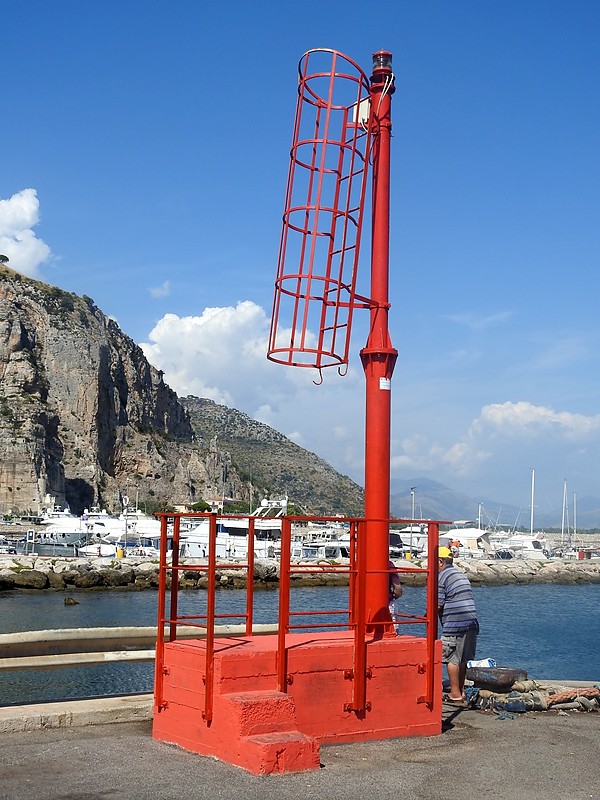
<box><xmin>467</xmin><ymin>658</ymin><xmax>497</xmax><ymax>668</ymax></box>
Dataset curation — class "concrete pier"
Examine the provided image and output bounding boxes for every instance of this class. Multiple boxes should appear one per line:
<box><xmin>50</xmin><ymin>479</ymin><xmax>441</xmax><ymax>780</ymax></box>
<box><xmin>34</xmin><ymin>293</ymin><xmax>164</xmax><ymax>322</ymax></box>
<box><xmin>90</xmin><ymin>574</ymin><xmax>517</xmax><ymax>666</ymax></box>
<box><xmin>0</xmin><ymin>695</ymin><xmax>598</xmax><ymax>799</ymax></box>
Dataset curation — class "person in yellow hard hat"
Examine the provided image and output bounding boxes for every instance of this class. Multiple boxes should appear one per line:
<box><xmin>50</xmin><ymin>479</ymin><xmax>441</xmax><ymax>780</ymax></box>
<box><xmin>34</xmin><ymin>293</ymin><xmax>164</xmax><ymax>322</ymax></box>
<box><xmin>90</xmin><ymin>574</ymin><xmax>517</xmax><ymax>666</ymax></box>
<box><xmin>437</xmin><ymin>545</ymin><xmax>479</xmax><ymax>704</ymax></box>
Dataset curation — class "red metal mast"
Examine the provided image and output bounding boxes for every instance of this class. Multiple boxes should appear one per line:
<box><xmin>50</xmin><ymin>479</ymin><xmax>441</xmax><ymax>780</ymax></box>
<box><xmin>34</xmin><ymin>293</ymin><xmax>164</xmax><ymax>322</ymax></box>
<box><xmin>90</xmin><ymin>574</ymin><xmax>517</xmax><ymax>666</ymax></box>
<box><xmin>268</xmin><ymin>48</ymin><xmax>398</xmax><ymax>633</ymax></box>
<box><xmin>360</xmin><ymin>51</ymin><xmax>397</xmax><ymax>632</ymax></box>
<box><xmin>152</xmin><ymin>50</ymin><xmax>446</xmax><ymax>775</ymax></box>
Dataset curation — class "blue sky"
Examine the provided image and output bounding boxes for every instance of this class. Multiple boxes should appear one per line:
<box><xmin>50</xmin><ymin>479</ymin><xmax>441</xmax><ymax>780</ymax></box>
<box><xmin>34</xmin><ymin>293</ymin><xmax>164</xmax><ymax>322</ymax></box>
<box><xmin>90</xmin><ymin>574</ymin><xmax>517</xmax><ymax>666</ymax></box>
<box><xmin>2</xmin><ymin>0</ymin><xmax>599</xmax><ymax>519</ymax></box>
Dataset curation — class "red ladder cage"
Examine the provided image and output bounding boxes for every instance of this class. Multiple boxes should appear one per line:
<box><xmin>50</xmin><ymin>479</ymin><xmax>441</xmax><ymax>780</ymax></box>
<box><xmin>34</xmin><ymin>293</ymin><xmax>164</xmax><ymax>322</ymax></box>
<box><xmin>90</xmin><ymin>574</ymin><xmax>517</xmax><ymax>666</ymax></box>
<box><xmin>268</xmin><ymin>49</ymin><xmax>373</xmax><ymax>371</ymax></box>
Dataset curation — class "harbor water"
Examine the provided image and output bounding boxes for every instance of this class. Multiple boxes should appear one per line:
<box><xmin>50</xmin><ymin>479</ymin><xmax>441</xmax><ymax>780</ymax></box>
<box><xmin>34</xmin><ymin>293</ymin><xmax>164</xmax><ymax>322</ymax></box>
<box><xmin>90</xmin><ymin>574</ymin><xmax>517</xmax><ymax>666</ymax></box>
<box><xmin>1</xmin><ymin>583</ymin><xmax>599</xmax><ymax>705</ymax></box>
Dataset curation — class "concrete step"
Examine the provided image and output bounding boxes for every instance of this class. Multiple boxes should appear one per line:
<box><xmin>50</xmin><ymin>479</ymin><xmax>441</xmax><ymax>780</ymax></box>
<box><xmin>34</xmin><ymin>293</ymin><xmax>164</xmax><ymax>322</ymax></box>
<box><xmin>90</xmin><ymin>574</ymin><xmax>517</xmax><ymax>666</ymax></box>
<box><xmin>221</xmin><ymin>689</ymin><xmax>299</xmax><ymax>736</ymax></box>
<box><xmin>242</xmin><ymin>730</ymin><xmax>320</xmax><ymax>774</ymax></box>
<box><xmin>219</xmin><ymin>690</ymin><xmax>320</xmax><ymax>773</ymax></box>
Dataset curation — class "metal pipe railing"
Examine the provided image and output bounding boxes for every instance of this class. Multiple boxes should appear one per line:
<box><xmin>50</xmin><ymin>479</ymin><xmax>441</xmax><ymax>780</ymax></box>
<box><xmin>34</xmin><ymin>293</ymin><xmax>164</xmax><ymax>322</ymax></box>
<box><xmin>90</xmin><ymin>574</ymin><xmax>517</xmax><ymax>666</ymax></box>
<box><xmin>277</xmin><ymin>517</ymin><xmax>292</xmax><ymax>692</ymax></box>
<box><xmin>203</xmin><ymin>513</ymin><xmax>218</xmax><ymax>721</ymax></box>
<box><xmin>152</xmin><ymin>511</ymin><xmax>444</xmax><ymax>723</ymax></box>
<box><xmin>421</xmin><ymin>522</ymin><xmax>439</xmax><ymax>707</ymax></box>
<box><xmin>350</xmin><ymin>519</ymin><xmax>368</xmax><ymax>713</ymax></box>
<box><xmin>153</xmin><ymin>514</ymin><xmax>169</xmax><ymax>711</ymax></box>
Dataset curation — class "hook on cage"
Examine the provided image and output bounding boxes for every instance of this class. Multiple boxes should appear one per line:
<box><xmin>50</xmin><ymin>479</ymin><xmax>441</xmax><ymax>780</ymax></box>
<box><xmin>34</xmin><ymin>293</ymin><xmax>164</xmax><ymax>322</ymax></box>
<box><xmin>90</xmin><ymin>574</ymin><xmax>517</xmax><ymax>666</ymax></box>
<box><xmin>312</xmin><ymin>368</ymin><xmax>324</xmax><ymax>386</ymax></box>
<box><xmin>338</xmin><ymin>363</ymin><xmax>349</xmax><ymax>377</ymax></box>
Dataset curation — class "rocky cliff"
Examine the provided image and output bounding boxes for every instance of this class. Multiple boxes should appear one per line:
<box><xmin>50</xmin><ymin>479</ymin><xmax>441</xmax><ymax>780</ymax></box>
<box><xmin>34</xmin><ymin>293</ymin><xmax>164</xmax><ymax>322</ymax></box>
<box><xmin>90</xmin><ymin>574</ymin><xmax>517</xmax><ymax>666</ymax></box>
<box><xmin>0</xmin><ymin>266</ymin><xmax>363</xmax><ymax>516</ymax></box>
<box><xmin>0</xmin><ymin>266</ymin><xmax>239</xmax><ymax>514</ymax></box>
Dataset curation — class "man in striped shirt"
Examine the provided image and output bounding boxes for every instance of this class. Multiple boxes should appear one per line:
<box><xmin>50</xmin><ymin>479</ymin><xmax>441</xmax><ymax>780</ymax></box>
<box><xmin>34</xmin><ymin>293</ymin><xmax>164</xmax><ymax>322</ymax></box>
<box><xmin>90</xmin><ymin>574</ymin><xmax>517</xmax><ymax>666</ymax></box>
<box><xmin>438</xmin><ymin>546</ymin><xmax>479</xmax><ymax>703</ymax></box>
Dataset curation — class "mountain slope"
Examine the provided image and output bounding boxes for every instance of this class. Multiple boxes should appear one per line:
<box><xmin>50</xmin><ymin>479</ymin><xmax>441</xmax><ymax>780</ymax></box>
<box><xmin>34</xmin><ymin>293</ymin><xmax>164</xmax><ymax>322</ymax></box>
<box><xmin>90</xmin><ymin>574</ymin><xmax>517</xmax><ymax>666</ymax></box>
<box><xmin>0</xmin><ymin>265</ymin><xmax>364</xmax><ymax>516</ymax></box>
<box><xmin>390</xmin><ymin>478</ymin><xmax>481</xmax><ymax>522</ymax></box>
<box><xmin>181</xmin><ymin>396</ymin><xmax>364</xmax><ymax>515</ymax></box>
<box><xmin>0</xmin><ymin>266</ymin><xmax>232</xmax><ymax>513</ymax></box>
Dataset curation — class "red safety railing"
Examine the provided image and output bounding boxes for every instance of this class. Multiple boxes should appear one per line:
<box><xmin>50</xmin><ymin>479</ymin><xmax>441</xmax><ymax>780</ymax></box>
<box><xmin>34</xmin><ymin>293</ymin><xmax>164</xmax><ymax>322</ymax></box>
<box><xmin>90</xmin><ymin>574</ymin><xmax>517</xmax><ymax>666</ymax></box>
<box><xmin>153</xmin><ymin>512</ymin><xmax>443</xmax><ymax>721</ymax></box>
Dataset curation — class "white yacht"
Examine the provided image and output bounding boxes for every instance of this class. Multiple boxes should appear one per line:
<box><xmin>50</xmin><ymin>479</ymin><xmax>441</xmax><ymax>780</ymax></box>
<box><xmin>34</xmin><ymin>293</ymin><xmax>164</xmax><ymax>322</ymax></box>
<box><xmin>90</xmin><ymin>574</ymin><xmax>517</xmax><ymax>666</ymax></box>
<box><xmin>178</xmin><ymin>498</ymin><xmax>288</xmax><ymax>560</ymax></box>
<box><xmin>40</xmin><ymin>504</ymin><xmax>160</xmax><ymax>550</ymax></box>
<box><xmin>501</xmin><ymin>532</ymin><xmax>549</xmax><ymax>560</ymax></box>
<box><xmin>290</xmin><ymin>539</ymin><xmax>350</xmax><ymax>561</ymax></box>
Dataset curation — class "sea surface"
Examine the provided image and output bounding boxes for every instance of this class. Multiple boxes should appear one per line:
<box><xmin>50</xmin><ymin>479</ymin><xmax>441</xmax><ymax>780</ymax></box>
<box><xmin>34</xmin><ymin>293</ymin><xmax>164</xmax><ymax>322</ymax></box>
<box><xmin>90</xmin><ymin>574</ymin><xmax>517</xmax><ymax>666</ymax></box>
<box><xmin>1</xmin><ymin>583</ymin><xmax>599</xmax><ymax>705</ymax></box>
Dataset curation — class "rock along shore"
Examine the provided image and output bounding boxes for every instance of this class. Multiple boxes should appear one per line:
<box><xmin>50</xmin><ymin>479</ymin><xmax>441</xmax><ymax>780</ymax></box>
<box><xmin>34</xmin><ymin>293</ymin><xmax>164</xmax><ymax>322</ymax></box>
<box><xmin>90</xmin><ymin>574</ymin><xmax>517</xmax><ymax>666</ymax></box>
<box><xmin>0</xmin><ymin>554</ymin><xmax>599</xmax><ymax>592</ymax></box>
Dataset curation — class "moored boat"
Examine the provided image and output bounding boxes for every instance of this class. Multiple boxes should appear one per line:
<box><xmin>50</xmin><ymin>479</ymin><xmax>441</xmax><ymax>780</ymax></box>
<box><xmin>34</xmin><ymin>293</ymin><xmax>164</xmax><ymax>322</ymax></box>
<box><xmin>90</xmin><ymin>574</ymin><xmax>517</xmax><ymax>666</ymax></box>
<box><xmin>0</xmin><ymin>534</ymin><xmax>17</xmax><ymax>555</ymax></box>
<box><xmin>498</xmin><ymin>532</ymin><xmax>549</xmax><ymax>560</ymax></box>
<box><xmin>178</xmin><ymin>498</ymin><xmax>288</xmax><ymax>560</ymax></box>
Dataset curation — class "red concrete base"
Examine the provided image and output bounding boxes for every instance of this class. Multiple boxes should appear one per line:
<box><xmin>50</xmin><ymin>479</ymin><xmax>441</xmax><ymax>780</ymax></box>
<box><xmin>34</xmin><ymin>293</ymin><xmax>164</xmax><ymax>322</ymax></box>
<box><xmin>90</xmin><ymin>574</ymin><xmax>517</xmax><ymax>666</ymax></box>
<box><xmin>153</xmin><ymin>631</ymin><xmax>441</xmax><ymax>775</ymax></box>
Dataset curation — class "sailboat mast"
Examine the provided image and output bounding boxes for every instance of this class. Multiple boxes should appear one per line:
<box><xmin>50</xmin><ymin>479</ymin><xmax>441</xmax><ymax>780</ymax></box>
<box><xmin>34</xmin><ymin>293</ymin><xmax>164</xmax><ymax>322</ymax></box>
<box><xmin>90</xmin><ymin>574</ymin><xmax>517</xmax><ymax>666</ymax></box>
<box><xmin>561</xmin><ymin>479</ymin><xmax>567</xmax><ymax>546</ymax></box>
<box><xmin>568</xmin><ymin>515</ymin><xmax>572</xmax><ymax>549</ymax></box>
<box><xmin>530</xmin><ymin>468</ymin><xmax>535</xmax><ymax>535</ymax></box>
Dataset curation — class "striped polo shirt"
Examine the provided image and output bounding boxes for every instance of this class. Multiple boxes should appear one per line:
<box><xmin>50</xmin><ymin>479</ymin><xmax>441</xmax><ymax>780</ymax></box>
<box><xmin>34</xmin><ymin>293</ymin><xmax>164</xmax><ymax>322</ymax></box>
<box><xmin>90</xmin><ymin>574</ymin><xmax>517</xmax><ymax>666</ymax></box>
<box><xmin>438</xmin><ymin>565</ymin><xmax>479</xmax><ymax>634</ymax></box>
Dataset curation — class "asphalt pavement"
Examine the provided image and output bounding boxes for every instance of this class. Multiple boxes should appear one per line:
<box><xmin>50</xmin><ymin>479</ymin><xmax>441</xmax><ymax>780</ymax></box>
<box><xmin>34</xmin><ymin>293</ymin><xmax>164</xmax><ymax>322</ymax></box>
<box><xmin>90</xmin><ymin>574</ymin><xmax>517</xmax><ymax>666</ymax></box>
<box><xmin>0</xmin><ymin>697</ymin><xmax>598</xmax><ymax>800</ymax></box>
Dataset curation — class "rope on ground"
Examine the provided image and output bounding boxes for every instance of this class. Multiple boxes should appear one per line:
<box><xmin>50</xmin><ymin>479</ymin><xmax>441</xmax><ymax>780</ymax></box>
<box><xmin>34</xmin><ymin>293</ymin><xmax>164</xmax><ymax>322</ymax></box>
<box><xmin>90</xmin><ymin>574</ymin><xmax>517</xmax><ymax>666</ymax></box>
<box><xmin>470</xmin><ymin>683</ymin><xmax>600</xmax><ymax>713</ymax></box>
<box><xmin>546</xmin><ymin>686</ymin><xmax>600</xmax><ymax>706</ymax></box>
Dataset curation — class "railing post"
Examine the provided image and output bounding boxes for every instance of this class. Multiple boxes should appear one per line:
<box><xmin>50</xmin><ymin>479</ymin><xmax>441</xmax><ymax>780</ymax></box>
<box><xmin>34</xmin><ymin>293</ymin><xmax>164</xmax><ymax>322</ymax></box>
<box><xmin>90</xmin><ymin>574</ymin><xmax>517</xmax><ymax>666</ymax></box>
<box><xmin>419</xmin><ymin>522</ymin><xmax>440</xmax><ymax>707</ymax></box>
<box><xmin>277</xmin><ymin>517</ymin><xmax>292</xmax><ymax>692</ymax></box>
<box><xmin>246</xmin><ymin>517</ymin><xmax>255</xmax><ymax>636</ymax></box>
<box><xmin>351</xmin><ymin>519</ymin><xmax>368</xmax><ymax>713</ymax></box>
<box><xmin>203</xmin><ymin>513</ymin><xmax>218</xmax><ymax>722</ymax></box>
<box><xmin>154</xmin><ymin>514</ymin><xmax>169</xmax><ymax>710</ymax></box>
<box><xmin>348</xmin><ymin>520</ymin><xmax>358</xmax><ymax>629</ymax></box>
<box><xmin>169</xmin><ymin>515</ymin><xmax>181</xmax><ymax>641</ymax></box>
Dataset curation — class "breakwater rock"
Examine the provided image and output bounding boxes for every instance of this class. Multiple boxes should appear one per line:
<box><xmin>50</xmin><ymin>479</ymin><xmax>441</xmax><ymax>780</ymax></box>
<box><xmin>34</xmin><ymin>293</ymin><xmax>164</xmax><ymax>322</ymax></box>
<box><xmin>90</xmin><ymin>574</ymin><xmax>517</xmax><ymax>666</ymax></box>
<box><xmin>398</xmin><ymin>557</ymin><xmax>600</xmax><ymax>587</ymax></box>
<box><xmin>1</xmin><ymin>554</ymin><xmax>600</xmax><ymax>592</ymax></box>
<box><xmin>448</xmin><ymin>557</ymin><xmax>600</xmax><ymax>586</ymax></box>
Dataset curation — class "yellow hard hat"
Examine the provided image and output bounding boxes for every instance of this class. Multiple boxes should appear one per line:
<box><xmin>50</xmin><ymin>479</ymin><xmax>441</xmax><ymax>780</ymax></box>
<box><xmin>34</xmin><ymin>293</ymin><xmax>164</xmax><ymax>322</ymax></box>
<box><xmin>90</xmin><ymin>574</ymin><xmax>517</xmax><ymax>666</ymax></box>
<box><xmin>438</xmin><ymin>546</ymin><xmax>453</xmax><ymax>559</ymax></box>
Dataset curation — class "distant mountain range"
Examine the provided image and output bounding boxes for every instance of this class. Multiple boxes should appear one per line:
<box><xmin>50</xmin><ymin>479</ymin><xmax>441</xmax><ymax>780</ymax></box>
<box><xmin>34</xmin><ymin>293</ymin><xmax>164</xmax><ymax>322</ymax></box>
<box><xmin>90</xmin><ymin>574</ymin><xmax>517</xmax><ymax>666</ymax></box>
<box><xmin>390</xmin><ymin>477</ymin><xmax>600</xmax><ymax>531</ymax></box>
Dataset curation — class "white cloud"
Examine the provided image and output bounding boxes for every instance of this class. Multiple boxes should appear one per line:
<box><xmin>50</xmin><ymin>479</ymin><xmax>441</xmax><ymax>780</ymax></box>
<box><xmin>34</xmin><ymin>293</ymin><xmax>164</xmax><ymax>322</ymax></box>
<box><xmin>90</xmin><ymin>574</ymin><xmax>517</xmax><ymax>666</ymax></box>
<box><xmin>390</xmin><ymin>432</ymin><xmax>490</xmax><ymax>478</ymax></box>
<box><xmin>445</xmin><ymin>310</ymin><xmax>513</xmax><ymax>331</ymax></box>
<box><xmin>139</xmin><ymin>300</ymin><xmax>600</xmax><ymax>508</ymax></box>
<box><xmin>149</xmin><ymin>280</ymin><xmax>171</xmax><ymax>299</ymax></box>
<box><xmin>140</xmin><ymin>301</ymin><xmax>279</xmax><ymax>407</ymax></box>
<box><xmin>0</xmin><ymin>189</ymin><xmax>51</xmax><ymax>277</ymax></box>
<box><xmin>140</xmin><ymin>300</ymin><xmax>365</xmax><ymax>478</ymax></box>
<box><xmin>388</xmin><ymin>399</ymin><xmax>600</xmax><ymax>505</ymax></box>
<box><xmin>254</xmin><ymin>404</ymin><xmax>275</xmax><ymax>425</ymax></box>
<box><xmin>440</xmin><ymin>401</ymin><xmax>600</xmax><ymax>477</ymax></box>
<box><xmin>471</xmin><ymin>401</ymin><xmax>600</xmax><ymax>440</ymax></box>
